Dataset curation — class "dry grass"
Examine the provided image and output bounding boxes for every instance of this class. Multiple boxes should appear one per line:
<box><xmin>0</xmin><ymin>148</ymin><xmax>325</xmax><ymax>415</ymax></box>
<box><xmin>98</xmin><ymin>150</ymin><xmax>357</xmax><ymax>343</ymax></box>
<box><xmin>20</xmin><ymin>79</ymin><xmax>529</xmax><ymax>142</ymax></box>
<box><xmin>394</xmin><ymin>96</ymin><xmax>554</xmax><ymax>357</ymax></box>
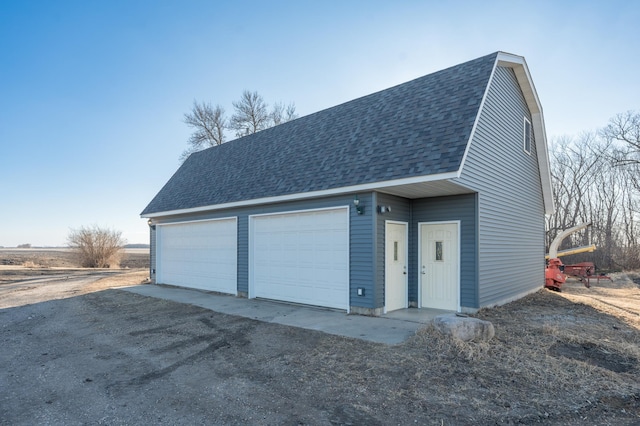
<box><xmin>83</xmin><ymin>270</ymin><xmax>150</xmax><ymax>293</ymax></box>
<box><xmin>384</xmin><ymin>274</ymin><xmax>640</xmax><ymax>423</ymax></box>
<box><xmin>296</xmin><ymin>275</ymin><xmax>639</xmax><ymax>422</ymax></box>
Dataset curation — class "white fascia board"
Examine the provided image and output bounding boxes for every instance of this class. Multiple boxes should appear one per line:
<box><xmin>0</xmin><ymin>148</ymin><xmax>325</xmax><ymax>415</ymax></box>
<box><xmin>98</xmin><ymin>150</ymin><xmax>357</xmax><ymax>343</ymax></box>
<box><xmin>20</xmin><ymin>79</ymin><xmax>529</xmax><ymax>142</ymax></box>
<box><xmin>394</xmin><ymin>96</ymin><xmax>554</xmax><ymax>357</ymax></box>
<box><xmin>141</xmin><ymin>171</ymin><xmax>459</xmax><ymax>218</ymax></box>
<box><xmin>532</xmin><ymin>112</ymin><xmax>555</xmax><ymax>214</ymax></box>
<box><xmin>499</xmin><ymin>53</ymin><xmax>554</xmax><ymax>214</ymax></box>
<box><xmin>498</xmin><ymin>54</ymin><xmax>541</xmax><ymax>114</ymax></box>
<box><xmin>459</xmin><ymin>51</ymin><xmax>555</xmax><ymax>214</ymax></box>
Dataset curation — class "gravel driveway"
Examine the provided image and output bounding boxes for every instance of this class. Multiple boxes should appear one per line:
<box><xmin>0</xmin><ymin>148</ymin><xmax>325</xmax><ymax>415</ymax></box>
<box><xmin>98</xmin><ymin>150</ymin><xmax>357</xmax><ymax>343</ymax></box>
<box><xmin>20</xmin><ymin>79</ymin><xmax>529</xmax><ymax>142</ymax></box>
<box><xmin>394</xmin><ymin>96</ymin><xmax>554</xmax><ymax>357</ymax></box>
<box><xmin>2</xmin><ymin>290</ymin><xmax>346</xmax><ymax>424</ymax></box>
<box><xmin>1</xmin><ymin>273</ymin><xmax>639</xmax><ymax>425</ymax></box>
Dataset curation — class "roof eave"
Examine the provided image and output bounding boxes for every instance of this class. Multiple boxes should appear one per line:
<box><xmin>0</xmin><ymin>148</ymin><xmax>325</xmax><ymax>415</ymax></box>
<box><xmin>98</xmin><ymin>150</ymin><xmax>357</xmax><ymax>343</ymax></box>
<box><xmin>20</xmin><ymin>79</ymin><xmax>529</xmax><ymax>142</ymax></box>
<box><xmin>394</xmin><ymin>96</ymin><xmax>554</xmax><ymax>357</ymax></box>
<box><xmin>140</xmin><ymin>170</ymin><xmax>459</xmax><ymax>218</ymax></box>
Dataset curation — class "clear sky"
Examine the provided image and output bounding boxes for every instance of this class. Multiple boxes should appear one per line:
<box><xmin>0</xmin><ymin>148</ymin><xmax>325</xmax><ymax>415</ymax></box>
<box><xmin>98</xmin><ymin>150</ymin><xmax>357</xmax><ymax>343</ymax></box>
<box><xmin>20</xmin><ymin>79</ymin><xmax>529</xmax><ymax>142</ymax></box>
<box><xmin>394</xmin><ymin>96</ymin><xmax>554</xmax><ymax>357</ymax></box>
<box><xmin>1</xmin><ymin>0</ymin><xmax>638</xmax><ymax>247</ymax></box>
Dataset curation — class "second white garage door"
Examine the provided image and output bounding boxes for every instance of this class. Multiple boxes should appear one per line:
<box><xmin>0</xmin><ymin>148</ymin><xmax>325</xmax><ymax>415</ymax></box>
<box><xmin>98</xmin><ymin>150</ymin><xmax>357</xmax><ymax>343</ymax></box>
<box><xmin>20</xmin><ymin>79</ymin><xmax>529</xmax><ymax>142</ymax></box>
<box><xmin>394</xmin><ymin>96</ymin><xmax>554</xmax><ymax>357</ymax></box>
<box><xmin>250</xmin><ymin>207</ymin><xmax>349</xmax><ymax>310</ymax></box>
<box><xmin>157</xmin><ymin>218</ymin><xmax>237</xmax><ymax>294</ymax></box>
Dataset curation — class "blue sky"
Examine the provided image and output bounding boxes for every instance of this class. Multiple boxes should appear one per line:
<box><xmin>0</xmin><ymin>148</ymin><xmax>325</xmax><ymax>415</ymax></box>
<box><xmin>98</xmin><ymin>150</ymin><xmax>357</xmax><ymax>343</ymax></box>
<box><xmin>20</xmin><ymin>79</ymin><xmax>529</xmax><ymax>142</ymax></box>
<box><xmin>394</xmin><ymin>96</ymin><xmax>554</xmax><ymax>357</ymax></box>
<box><xmin>1</xmin><ymin>0</ymin><xmax>638</xmax><ymax>247</ymax></box>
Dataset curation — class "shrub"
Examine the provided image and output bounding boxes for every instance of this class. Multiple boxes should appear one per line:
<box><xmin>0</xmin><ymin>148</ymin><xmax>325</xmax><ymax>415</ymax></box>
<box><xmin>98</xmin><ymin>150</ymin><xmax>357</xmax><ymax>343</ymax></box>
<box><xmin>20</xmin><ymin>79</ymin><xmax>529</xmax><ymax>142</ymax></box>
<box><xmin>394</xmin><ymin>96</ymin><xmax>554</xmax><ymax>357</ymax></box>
<box><xmin>67</xmin><ymin>225</ymin><xmax>126</xmax><ymax>268</ymax></box>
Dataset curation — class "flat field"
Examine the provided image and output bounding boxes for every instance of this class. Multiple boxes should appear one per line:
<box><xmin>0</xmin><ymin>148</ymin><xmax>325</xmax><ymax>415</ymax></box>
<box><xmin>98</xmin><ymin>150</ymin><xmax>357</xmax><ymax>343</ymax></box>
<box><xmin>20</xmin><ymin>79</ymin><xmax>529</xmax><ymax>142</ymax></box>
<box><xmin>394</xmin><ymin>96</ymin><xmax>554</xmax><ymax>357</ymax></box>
<box><xmin>0</xmin><ymin>250</ymin><xmax>638</xmax><ymax>425</ymax></box>
<box><xmin>0</xmin><ymin>247</ymin><xmax>149</xmax><ymax>269</ymax></box>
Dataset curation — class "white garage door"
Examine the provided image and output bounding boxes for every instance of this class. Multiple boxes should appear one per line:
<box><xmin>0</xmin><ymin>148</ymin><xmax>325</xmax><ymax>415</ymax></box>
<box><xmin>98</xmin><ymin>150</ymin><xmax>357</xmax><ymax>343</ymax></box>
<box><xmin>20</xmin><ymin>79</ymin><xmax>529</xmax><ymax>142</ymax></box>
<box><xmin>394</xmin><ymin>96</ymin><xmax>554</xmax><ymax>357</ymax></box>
<box><xmin>157</xmin><ymin>218</ymin><xmax>237</xmax><ymax>294</ymax></box>
<box><xmin>251</xmin><ymin>207</ymin><xmax>349</xmax><ymax>310</ymax></box>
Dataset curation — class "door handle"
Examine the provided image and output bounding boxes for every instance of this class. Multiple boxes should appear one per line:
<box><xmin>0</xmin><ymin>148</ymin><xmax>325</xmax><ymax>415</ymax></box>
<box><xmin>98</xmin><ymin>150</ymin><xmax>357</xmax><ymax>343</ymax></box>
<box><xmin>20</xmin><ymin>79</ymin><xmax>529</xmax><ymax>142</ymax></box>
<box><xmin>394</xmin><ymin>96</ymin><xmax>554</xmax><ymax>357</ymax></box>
<box><xmin>403</xmin><ymin>272</ymin><xmax>407</xmax><ymax>275</ymax></box>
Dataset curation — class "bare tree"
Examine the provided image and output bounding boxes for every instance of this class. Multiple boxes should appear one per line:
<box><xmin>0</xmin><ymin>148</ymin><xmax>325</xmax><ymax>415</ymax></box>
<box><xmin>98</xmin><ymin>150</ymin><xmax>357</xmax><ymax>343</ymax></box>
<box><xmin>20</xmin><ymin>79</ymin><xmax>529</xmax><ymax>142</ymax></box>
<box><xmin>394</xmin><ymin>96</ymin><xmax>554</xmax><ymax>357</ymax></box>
<box><xmin>602</xmin><ymin>111</ymin><xmax>640</xmax><ymax>193</ymax></box>
<box><xmin>181</xmin><ymin>101</ymin><xmax>227</xmax><ymax>162</ymax></box>
<box><xmin>545</xmin><ymin>135</ymin><xmax>601</xmax><ymax>250</ymax></box>
<box><xmin>600</xmin><ymin>111</ymin><xmax>640</xmax><ymax>268</ymax></box>
<box><xmin>229</xmin><ymin>90</ymin><xmax>271</xmax><ymax>137</ymax></box>
<box><xmin>270</xmin><ymin>101</ymin><xmax>298</xmax><ymax>126</ymax></box>
<box><xmin>181</xmin><ymin>91</ymin><xmax>298</xmax><ymax>161</ymax></box>
<box><xmin>546</xmin><ymin>120</ymin><xmax>640</xmax><ymax>270</ymax></box>
<box><xmin>602</xmin><ymin>111</ymin><xmax>640</xmax><ymax>165</ymax></box>
<box><xmin>67</xmin><ymin>225</ymin><xmax>126</xmax><ymax>268</ymax></box>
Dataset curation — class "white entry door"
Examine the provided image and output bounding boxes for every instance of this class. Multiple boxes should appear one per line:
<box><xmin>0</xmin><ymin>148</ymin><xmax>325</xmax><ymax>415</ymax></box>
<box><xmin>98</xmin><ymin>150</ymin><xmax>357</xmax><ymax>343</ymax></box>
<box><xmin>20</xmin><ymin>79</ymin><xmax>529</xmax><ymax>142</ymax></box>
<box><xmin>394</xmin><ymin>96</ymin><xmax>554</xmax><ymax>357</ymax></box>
<box><xmin>420</xmin><ymin>222</ymin><xmax>459</xmax><ymax>310</ymax></box>
<box><xmin>385</xmin><ymin>221</ymin><xmax>408</xmax><ymax>312</ymax></box>
<box><xmin>250</xmin><ymin>207</ymin><xmax>349</xmax><ymax>310</ymax></box>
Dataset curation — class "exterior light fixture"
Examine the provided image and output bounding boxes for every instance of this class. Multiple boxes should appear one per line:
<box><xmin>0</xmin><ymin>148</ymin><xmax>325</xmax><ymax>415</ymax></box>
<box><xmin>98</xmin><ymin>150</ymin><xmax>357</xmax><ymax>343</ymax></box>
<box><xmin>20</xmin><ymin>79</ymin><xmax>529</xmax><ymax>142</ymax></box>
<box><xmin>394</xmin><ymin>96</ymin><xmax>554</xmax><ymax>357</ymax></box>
<box><xmin>353</xmin><ymin>195</ymin><xmax>364</xmax><ymax>215</ymax></box>
<box><xmin>147</xmin><ymin>218</ymin><xmax>153</xmax><ymax>226</ymax></box>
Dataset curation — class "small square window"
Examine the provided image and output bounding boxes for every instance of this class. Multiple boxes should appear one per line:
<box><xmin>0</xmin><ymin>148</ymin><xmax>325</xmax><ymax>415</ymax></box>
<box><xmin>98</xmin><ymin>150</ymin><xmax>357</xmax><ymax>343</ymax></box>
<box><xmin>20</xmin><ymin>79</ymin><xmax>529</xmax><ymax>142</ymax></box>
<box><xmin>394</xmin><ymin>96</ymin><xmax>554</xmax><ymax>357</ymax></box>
<box><xmin>524</xmin><ymin>118</ymin><xmax>532</xmax><ymax>154</ymax></box>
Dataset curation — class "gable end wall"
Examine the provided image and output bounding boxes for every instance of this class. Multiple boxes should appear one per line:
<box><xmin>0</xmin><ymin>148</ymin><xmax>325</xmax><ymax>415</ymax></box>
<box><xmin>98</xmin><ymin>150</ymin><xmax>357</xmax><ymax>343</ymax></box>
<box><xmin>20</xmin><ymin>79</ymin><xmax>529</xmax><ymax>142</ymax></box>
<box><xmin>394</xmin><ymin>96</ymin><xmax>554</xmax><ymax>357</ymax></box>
<box><xmin>457</xmin><ymin>66</ymin><xmax>545</xmax><ymax>307</ymax></box>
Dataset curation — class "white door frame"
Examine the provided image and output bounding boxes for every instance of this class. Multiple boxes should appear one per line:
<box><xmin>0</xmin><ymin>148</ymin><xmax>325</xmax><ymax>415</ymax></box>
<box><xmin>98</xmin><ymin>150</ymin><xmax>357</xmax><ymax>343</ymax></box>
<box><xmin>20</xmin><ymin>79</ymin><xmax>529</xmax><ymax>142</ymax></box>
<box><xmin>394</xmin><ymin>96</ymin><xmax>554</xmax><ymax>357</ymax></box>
<box><xmin>384</xmin><ymin>220</ymin><xmax>408</xmax><ymax>314</ymax></box>
<box><xmin>248</xmin><ymin>206</ymin><xmax>350</xmax><ymax>311</ymax></box>
<box><xmin>418</xmin><ymin>220</ymin><xmax>461</xmax><ymax>311</ymax></box>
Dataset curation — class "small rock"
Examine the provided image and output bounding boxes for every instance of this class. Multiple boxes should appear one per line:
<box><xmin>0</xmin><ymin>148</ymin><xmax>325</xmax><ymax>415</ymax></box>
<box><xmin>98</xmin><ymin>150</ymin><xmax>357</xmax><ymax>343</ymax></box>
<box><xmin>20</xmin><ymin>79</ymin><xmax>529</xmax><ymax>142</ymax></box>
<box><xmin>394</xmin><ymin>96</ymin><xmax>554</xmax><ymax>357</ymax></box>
<box><xmin>432</xmin><ymin>315</ymin><xmax>495</xmax><ymax>341</ymax></box>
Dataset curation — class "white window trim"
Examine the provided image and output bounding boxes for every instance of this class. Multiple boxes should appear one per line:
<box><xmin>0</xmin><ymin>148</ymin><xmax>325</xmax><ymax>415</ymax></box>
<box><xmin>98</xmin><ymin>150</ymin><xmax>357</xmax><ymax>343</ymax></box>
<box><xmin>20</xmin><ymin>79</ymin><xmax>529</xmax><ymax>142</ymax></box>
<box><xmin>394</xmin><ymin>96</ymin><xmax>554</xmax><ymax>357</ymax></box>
<box><xmin>523</xmin><ymin>117</ymin><xmax>532</xmax><ymax>155</ymax></box>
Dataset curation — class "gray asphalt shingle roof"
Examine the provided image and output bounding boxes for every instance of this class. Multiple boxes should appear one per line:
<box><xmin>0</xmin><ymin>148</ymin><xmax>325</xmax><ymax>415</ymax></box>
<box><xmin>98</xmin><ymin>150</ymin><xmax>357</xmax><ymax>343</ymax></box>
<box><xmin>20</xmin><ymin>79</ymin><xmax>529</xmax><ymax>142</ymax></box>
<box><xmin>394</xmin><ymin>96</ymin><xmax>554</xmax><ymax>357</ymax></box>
<box><xmin>142</xmin><ymin>52</ymin><xmax>498</xmax><ymax>215</ymax></box>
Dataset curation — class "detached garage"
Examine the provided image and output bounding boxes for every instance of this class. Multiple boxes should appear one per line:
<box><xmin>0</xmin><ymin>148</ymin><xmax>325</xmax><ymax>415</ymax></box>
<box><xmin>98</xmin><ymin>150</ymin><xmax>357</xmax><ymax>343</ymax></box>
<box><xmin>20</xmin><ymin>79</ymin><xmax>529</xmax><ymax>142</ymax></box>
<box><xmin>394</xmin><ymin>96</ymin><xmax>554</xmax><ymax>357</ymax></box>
<box><xmin>250</xmin><ymin>207</ymin><xmax>349</xmax><ymax>310</ymax></box>
<box><xmin>156</xmin><ymin>218</ymin><xmax>237</xmax><ymax>295</ymax></box>
<box><xmin>142</xmin><ymin>52</ymin><xmax>554</xmax><ymax>316</ymax></box>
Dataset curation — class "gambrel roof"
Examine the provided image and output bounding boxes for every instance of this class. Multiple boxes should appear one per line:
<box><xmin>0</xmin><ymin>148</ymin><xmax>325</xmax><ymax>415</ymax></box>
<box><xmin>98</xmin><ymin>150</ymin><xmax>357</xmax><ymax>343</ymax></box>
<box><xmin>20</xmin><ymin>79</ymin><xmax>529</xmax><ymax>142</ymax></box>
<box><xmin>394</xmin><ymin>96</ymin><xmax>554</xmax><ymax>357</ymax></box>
<box><xmin>142</xmin><ymin>52</ymin><xmax>552</xmax><ymax>217</ymax></box>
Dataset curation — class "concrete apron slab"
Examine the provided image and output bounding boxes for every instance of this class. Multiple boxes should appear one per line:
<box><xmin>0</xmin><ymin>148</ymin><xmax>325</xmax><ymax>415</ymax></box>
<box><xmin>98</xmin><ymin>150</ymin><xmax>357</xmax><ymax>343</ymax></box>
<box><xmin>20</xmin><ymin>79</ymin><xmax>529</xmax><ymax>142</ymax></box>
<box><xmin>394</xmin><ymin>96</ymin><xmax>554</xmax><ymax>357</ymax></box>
<box><xmin>122</xmin><ymin>284</ymin><xmax>434</xmax><ymax>345</ymax></box>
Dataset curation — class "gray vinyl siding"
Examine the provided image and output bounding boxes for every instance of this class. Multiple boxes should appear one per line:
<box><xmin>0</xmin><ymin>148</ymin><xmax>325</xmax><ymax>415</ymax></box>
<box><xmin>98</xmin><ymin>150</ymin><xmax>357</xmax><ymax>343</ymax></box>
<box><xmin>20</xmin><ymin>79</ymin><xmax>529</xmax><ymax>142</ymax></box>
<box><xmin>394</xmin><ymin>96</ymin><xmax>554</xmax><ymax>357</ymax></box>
<box><xmin>374</xmin><ymin>192</ymin><xmax>411</xmax><ymax>308</ymax></box>
<box><xmin>237</xmin><ymin>216</ymin><xmax>248</xmax><ymax>294</ymax></box>
<box><xmin>150</xmin><ymin>225</ymin><xmax>156</xmax><ymax>282</ymax></box>
<box><xmin>456</xmin><ymin>66</ymin><xmax>545</xmax><ymax>307</ymax></box>
<box><xmin>149</xmin><ymin>193</ymin><xmax>376</xmax><ymax>309</ymax></box>
<box><xmin>350</xmin><ymin>193</ymin><xmax>376</xmax><ymax>308</ymax></box>
<box><xmin>410</xmin><ymin>194</ymin><xmax>478</xmax><ymax>308</ymax></box>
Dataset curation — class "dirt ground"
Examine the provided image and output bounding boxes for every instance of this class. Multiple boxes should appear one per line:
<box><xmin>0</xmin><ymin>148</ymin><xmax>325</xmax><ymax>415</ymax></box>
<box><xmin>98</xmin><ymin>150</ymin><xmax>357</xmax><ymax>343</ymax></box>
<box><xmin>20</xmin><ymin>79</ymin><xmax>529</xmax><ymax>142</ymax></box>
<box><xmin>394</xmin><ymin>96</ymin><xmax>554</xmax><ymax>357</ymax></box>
<box><xmin>0</xmin><ymin>251</ymin><xmax>639</xmax><ymax>425</ymax></box>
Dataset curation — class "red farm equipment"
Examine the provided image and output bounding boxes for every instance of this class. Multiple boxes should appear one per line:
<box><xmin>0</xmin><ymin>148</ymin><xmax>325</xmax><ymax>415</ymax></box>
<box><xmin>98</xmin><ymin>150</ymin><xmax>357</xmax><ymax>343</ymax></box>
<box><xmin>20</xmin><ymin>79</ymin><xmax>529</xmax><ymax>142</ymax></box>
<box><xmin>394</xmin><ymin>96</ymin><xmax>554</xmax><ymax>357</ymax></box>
<box><xmin>544</xmin><ymin>223</ymin><xmax>612</xmax><ymax>291</ymax></box>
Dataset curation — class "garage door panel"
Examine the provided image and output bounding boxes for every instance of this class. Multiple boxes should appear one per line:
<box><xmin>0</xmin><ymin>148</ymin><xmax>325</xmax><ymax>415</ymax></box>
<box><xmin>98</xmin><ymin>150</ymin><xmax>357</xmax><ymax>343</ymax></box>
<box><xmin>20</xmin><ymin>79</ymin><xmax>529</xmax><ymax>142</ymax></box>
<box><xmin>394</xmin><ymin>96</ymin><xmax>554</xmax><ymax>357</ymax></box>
<box><xmin>158</xmin><ymin>219</ymin><xmax>237</xmax><ymax>294</ymax></box>
<box><xmin>251</xmin><ymin>208</ymin><xmax>349</xmax><ymax>310</ymax></box>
